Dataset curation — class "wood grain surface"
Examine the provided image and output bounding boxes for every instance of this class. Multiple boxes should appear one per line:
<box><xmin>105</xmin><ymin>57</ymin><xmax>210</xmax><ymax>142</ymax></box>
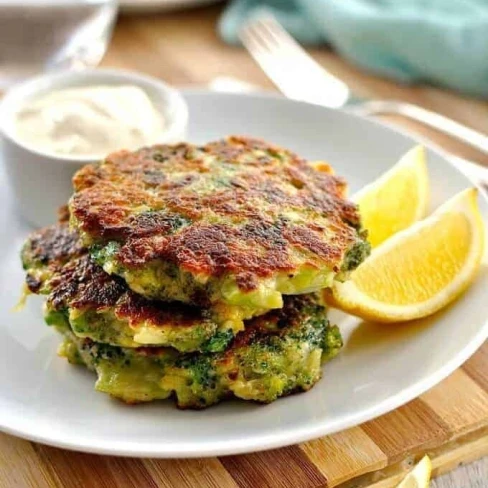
<box><xmin>1</xmin><ymin>4</ymin><xmax>487</xmax><ymax>487</ymax></box>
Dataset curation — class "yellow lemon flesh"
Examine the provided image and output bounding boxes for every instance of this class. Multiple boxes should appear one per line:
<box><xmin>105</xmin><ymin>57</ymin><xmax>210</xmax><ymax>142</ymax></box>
<box><xmin>354</xmin><ymin>146</ymin><xmax>429</xmax><ymax>248</ymax></box>
<box><xmin>325</xmin><ymin>188</ymin><xmax>485</xmax><ymax>323</ymax></box>
<box><xmin>397</xmin><ymin>455</ymin><xmax>432</xmax><ymax>488</ymax></box>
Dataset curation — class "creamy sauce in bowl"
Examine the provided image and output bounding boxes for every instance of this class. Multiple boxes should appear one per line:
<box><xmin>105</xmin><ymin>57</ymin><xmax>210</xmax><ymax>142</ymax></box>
<box><xmin>14</xmin><ymin>85</ymin><xmax>166</xmax><ymax>157</ymax></box>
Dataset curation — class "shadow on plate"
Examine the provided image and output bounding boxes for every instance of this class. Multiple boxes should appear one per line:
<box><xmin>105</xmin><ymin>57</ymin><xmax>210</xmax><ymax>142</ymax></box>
<box><xmin>343</xmin><ymin>300</ymin><xmax>461</xmax><ymax>354</ymax></box>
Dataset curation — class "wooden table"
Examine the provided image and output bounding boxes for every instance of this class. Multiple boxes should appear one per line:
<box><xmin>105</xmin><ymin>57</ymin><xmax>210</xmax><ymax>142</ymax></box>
<box><xmin>3</xmin><ymin>5</ymin><xmax>488</xmax><ymax>487</ymax></box>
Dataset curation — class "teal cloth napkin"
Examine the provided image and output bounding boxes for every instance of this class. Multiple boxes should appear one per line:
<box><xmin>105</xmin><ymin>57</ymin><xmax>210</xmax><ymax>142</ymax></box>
<box><xmin>219</xmin><ymin>0</ymin><xmax>488</xmax><ymax>98</ymax></box>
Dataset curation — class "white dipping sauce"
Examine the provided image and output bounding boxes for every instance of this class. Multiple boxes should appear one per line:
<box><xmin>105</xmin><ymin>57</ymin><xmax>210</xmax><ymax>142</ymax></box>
<box><xmin>15</xmin><ymin>85</ymin><xmax>166</xmax><ymax>157</ymax></box>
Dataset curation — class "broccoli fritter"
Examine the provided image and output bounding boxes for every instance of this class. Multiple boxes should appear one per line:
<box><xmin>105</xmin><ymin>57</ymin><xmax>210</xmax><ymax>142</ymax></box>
<box><xmin>55</xmin><ymin>294</ymin><xmax>343</xmax><ymax>408</ymax></box>
<box><xmin>22</xmin><ymin>224</ymin><xmax>241</xmax><ymax>353</ymax></box>
<box><xmin>21</xmin><ymin>224</ymin><xmax>85</xmax><ymax>294</ymax></box>
<box><xmin>69</xmin><ymin>136</ymin><xmax>370</xmax><ymax>316</ymax></box>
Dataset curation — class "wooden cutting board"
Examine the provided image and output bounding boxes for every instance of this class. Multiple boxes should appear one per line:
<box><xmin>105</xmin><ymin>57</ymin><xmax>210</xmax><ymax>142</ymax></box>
<box><xmin>0</xmin><ymin>342</ymin><xmax>486</xmax><ymax>488</ymax></box>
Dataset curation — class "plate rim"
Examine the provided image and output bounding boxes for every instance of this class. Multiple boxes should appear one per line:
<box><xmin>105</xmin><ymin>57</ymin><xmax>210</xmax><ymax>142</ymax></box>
<box><xmin>1</xmin><ymin>90</ymin><xmax>487</xmax><ymax>457</ymax></box>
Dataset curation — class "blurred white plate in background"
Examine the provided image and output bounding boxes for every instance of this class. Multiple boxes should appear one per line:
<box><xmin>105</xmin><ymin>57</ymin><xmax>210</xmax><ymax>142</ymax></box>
<box><xmin>120</xmin><ymin>0</ymin><xmax>223</xmax><ymax>14</ymax></box>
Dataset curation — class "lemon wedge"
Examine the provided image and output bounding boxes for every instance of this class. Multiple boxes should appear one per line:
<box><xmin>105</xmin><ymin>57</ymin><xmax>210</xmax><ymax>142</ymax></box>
<box><xmin>354</xmin><ymin>146</ymin><xmax>429</xmax><ymax>248</ymax></box>
<box><xmin>325</xmin><ymin>188</ymin><xmax>485</xmax><ymax>322</ymax></box>
<box><xmin>397</xmin><ymin>456</ymin><xmax>432</xmax><ymax>488</ymax></box>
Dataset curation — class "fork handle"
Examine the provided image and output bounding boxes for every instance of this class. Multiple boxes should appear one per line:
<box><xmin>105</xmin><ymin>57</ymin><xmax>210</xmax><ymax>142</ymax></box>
<box><xmin>347</xmin><ymin>100</ymin><xmax>488</xmax><ymax>155</ymax></box>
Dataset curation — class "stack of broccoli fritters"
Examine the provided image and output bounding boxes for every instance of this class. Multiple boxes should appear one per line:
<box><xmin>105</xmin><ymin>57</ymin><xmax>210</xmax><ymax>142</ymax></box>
<box><xmin>21</xmin><ymin>136</ymin><xmax>369</xmax><ymax>408</ymax></box>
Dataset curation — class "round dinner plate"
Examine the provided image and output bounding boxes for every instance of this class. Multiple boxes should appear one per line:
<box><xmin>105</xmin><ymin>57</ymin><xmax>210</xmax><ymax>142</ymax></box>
<box><xmin>1</xmin><ymin>91</ymin><xmax>487</xmax><ymax>457</ymax></box>
<box><xmin>119</xmin><ymin>0</ymin><xmax>222</xmax><ymax>14</ymax></box>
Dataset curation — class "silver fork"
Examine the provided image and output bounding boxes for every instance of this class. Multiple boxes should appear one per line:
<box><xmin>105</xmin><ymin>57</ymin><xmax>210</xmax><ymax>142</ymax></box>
<box><xmin>239</xmin><ymin>15</ymin><xmax>488</xmax><ymax>156</ymax></box>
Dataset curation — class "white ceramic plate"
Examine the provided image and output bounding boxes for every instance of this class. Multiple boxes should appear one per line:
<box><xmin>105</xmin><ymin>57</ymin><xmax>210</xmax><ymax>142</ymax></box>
<box><xmin>119</xmin><ymin>0</ymin><xmax>222</xmax><ymax>14</ymax></box>
<box><xmin>1</xmin><ymin>91</ymin><xmax>487</xmax><ymax>458</ymax></box>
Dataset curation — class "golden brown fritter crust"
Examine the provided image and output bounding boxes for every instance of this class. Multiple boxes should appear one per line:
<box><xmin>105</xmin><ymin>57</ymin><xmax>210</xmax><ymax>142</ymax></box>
<box><xmin>70</xmin><ymin>136</ymin><xmax>364</xmax><ymax>290</ymax></box>
<box><xmin>22</xmin><ymin>224</ymin><xmax>85</xmax><ymax>294</ymax></box>
<box><xmin>48</xmin><ymin>253</ymin><xmax>214</xmax><ymax>331</ymax></box>
<box><xmin>22</xmin><ymin>224</ymin><xmax>205</xmax><ymax>324</ymax></box>
<box><xmin>21</xmin><ymin>224</ymin><xmax>229</xmax><ymax>352</ymax></box>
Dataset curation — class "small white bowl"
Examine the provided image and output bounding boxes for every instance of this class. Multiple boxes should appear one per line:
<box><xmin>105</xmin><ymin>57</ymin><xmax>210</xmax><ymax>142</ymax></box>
<box><xmin>0</xmin><ymin>69</ymin><xmax>188</xmax><ymax>228</ymax></box>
